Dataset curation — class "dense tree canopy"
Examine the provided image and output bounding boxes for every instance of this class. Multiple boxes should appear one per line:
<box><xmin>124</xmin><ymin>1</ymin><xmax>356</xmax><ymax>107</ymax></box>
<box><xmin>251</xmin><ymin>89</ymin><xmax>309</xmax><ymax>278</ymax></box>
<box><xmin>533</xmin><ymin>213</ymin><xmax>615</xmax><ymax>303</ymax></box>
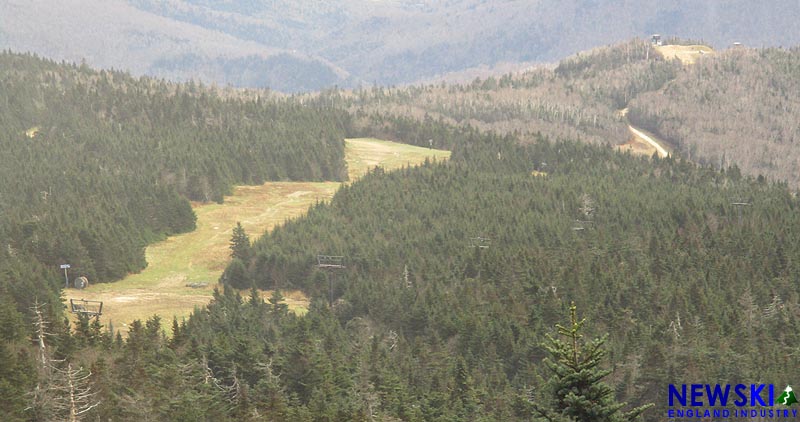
<box><xmin>19</xmin><ymin>126</ymin><xmax>784</xmax><ymax>420</ymax></box>
<box><xmin>3</xmin><ymin>44</ymin><xmax>800</xmax><ymax>421</ymax></box>
<box><xmin>0</xmin><ymin>52</ymin><xmax>351</xmax><ymax>420</ymax></box>
<box><xmin>221</xmin><ymin>128</ymin><xmax>800</xmax><ymax>419</ymax></box>
<box><xmin>0</xmin><ymin>51</ymin><xmax>348</xmax><ymax>292</ymax></box>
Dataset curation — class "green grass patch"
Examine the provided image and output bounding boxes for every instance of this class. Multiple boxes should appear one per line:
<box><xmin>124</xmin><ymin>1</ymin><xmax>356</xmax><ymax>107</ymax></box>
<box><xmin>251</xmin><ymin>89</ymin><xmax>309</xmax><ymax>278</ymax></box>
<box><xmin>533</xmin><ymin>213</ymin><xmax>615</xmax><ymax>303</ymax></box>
<box><xmin>65</xmin><ymin>138</ymin><xmax>449</xmax><ymax>335</ymax></box>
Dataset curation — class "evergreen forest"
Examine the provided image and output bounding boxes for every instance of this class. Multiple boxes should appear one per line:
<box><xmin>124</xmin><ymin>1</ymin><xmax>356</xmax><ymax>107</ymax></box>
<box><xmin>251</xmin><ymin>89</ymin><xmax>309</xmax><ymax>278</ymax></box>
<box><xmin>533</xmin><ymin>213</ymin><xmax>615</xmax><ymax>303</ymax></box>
<box><xmin>0</xmin><ymin>51</ymin><xmax>349</xmax><ymax>419</ymax></box>
<box><xmin>2</xmin><ymin>44</ymin><xmax>800</xmax><ymax>421</ymax></box>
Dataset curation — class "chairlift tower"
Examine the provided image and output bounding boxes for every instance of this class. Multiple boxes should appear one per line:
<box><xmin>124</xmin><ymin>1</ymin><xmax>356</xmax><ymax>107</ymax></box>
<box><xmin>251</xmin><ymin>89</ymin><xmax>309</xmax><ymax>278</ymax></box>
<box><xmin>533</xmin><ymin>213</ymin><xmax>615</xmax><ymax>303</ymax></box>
<box><xmin>69</xmin><ymin>299</ymin><xmax>103</xmax><ymax>319</ymax></box>
<box><xmin>316</xmin><ymin>255</ymin><xmax>345</xmax><ymax>306</ymax></box>
<box><xmin>731</xmin><ymin>202</ymin><xmax>752</xmax><ymax>225</ymax></box>
<box><xmin>469</xmin><ymin>237</ymin><xmax>491</xmax><ymax>249</ymax></box>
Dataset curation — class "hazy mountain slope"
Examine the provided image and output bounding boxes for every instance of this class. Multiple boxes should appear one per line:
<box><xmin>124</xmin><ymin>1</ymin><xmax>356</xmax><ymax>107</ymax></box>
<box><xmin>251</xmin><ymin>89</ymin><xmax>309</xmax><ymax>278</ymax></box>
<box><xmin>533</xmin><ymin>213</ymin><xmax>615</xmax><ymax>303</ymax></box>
<box><xmin>629</xmin><ymin>47</ymin><xmax>800</xmax><ymax>187</ymax></box>
<box><xmin>2</xmin><ymin>0</ymin><xmax>799</xmax><ymax>91</ymax></box>
<box><xmin>339</xmin><ymin>40</ymin><xmax>800</xmax><ymax>191</ymax></box>
<box><xmin>339</xmin><ymin>39</ymin><xmax>678</xmax><ymax>147</ymax></box>
<box><xmin>0</xmin><ymin>0</ymin><xmax>353</xmax><ymax>92</ymax></box>
<box><xmin>124</xmin><ymin>0</ymin><xmax>800</xmax><ymax>86</ymax></box>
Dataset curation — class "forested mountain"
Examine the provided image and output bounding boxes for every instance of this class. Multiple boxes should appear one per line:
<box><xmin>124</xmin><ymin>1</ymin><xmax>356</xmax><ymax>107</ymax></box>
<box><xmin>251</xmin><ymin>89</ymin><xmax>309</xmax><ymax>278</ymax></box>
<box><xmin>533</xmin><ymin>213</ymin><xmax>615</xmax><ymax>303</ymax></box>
<box><xmin>5</xmin><ymin>116</ymin><xmax>799</xmax><ymax>419</ymax></box>
<box><xmin>339</xmin><ymin>39</ymin><xmax>678</xmax><ymax>146</ymax></box>
<box><xmin>0</xmin><ymin>51</ymin><xmax>349</xmax><ymax>403</ymax></box>
<box><xmin>0</xmin><ymin>50</ymin><xmax>347</xmax><ymax>279</ymax></box>
<box><xmin>1</xmin><ymin>0</ymin><xmax>799</xmax><ymax>91</ymax></box>
<box><xmin>4</xmin><ymin>33</ymin><xmax>800</xmax><ymax>420</ymax></box>
<box><xmin>628</xmin><ymin>47</ymin><xmax>800</xmax><ymax>187</ymax></box>
<box><xmin>224</xmin><ymin>129</ymin><xmax>800</xmax><ymax>420</ymax></box>
<box><xmin>340</xmin><ymin>40</ymin><xmax>800</xmax><ymax>189</ymax></box>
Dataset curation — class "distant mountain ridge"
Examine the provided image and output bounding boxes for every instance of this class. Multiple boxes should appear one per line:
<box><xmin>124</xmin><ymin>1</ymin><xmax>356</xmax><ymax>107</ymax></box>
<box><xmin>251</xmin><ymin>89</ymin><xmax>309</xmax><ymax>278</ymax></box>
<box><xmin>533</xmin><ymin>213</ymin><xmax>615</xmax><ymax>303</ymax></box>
<box><xmin>1</xmin><ymin>0</ymin><xmax>799</xmax><ymax>91</ymax></box>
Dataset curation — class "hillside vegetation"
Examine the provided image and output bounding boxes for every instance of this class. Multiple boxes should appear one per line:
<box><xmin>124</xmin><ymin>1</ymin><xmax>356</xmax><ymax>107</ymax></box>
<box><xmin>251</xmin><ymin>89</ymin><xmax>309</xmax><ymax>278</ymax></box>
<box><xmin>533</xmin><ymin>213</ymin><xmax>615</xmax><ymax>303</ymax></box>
<box><xmin>338</xmin><ymin>39</ymin><xmax>678</xmax><ymax>145</ymax></box>
<box><xmin>0</xmin><ymin>51</ymin><xmax>348</xmax><ymax>365</ymax></box>
<box><xmin>7</xmin><ymin>127</ymin><xmax>795</xmax><ymax>420</ymax></box>
<box><xmin>342</xmin><ymin>40</ymin><xmax>800</xmax><ymax>188</ymax></box>
<box><xmin>213</xmin><ymin>129</ymin><xmax>800</xmax><ymax>419</ymax></box>
<box><xmin>4</xmin><ymin>38</ymin><xmax>800</xmax><ymax>420</ymax></box>
<box><xmin>65</xmin><ymin>138</ymin><xmax>449</xmax><ymax>336</ymax></box>
<box><xmin>629</xmin><ymin>47</ymin><xmax>800</xmax><ymax>187</ymax></box>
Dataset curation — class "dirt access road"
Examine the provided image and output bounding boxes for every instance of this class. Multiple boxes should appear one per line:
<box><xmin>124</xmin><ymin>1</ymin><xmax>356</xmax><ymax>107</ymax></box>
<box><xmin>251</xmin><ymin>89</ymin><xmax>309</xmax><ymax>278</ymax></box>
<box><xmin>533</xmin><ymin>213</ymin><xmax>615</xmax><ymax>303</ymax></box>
<box><xmin>627</xmin><ymin>125</ymin><xmax>669</xmax><ymax>158</ymax></box>
<box><xmin>615</xmin><ymin>108</ymin><xmax>670</xmax><ymax>158</ymax></box>
<box><xmin>65</xmin><ymin>138</ymin><xmax>450</xmax><ymax>335</ymax></box>
<box><xmin>617</xmin><ymin>44</ymin><xmax>714</xmax><ymax>157</ymax></box>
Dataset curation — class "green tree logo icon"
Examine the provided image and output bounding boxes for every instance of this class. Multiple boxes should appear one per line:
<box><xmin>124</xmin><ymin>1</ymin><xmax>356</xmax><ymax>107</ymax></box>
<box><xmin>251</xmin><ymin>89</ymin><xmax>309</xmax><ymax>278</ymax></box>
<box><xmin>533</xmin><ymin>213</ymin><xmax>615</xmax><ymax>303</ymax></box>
<box><xmin>777</xmin><ymin>386</ymin><xmax>798</xmax><ymax>406</ymax></box>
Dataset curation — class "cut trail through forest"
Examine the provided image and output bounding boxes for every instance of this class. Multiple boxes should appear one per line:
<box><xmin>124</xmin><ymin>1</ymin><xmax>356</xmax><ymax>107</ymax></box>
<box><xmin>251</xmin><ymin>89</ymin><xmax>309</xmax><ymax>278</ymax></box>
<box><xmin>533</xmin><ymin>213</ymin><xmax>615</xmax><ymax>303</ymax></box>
<box><xmin>64</xmin><ymin>138</ymin><xmax>450</xmax><ymax>335</ymax></box>
<box><xmin>627</xmin><ymin>125</ymin><xmax>670</xmax><ymax>158</ymax></box>
<box><xmin>615</xmin><ymin>108</ymin><xmax>670</xmax><ymax>158</ymax></box>
<box><xmin>617</xmin><ymin>44</ymin><xmax>714</xmax><ymax>158</ymax></box>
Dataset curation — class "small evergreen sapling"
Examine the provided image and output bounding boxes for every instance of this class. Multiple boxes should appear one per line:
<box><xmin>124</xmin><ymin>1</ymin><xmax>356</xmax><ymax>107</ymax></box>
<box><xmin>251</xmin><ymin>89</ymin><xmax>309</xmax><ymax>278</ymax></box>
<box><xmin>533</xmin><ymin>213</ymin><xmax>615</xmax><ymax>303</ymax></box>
<box><xmin>533</xmin><ymin>303</ymin><xmax>652</xmax><ymax>422</ymax></box>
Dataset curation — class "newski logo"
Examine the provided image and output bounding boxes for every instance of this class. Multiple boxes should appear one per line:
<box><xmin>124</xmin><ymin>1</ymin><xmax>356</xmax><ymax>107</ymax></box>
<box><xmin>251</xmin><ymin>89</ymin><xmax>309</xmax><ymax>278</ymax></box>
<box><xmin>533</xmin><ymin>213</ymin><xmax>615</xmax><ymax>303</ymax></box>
<box><xmin>667</xmin><ymin>384</ymin><xmax>799</xmax><ymax>419</ymax></box>
<box><xmin>669</xmin><ymin>384</ymin><xmax>774</xmax><ymax>407</ymax></box>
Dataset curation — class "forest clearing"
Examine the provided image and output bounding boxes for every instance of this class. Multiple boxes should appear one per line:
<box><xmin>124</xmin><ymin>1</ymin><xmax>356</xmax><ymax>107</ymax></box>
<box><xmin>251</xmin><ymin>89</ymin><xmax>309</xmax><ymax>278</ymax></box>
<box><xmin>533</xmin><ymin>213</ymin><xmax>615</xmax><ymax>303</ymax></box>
<box><xmin>655</xmin><ymin>44</ymin><xmax>714</xmax><ymax>65</ymax></box>
<box><xmin>64</xmin><ymin>138</ymin><xmax>450</xmax><ymax>335</ymax></box>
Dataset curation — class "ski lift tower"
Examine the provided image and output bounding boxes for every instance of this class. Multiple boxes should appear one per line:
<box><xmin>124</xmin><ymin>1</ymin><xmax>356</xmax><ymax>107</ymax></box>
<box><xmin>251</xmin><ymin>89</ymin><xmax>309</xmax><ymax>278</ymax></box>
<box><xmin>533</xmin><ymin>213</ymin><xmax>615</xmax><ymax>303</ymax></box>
<box><xmin>317</xmin><ymin>255</ymin><xmax>345</xmax><ymax>306</ymax></box>
<box><xmin>469</xmin><ymin>237</ymin><xmax>491</xmax><ymax>249</ymax></box>
<box><xmin>731</xmin><ymin>201</ymin><xmax>752</xmax><ymax>225</ymax></box>
<box><xmin>69</xmin><ymin>299</ymin><xmax>103</xmax><ymax>319</ymax></box>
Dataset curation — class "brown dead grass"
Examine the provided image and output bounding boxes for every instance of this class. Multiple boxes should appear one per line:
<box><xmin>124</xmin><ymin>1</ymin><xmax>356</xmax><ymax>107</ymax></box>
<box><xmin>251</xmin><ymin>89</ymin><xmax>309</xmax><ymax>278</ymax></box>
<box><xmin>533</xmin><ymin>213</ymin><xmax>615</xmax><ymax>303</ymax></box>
<box><xmin>616</xmin><ymin>139</ymin><xmax>657</xmax><ymax>156</ymax></box>
<box><xmin>655</xmin><ymin>44</ymin><xmax>714</xmax><ymax>65</ymax></box>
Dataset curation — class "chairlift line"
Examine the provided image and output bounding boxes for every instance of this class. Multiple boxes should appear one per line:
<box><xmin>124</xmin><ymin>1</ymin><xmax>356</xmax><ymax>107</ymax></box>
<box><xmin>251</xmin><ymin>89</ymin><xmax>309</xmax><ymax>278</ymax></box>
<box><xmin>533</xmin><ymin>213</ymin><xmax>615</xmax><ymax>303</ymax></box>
<box><xmin>316</xmin><ymin>254</ymin><xmax>346</xmax><ymax>306</ymax></box>
<box><xmin>731</xmin><ymin>201</ymin><xmax>752</xmax><ymax>225</ymax></box>
<box><xmin>317</xmin><ymin>254</ymin><xmax>346</xmax><ymax>269</ymax></box>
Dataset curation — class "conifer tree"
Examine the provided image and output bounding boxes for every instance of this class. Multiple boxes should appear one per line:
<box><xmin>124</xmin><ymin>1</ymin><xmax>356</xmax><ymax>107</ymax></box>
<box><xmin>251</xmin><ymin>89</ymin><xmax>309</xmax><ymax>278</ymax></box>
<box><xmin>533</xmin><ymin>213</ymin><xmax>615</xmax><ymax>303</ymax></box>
<box><xmin>268</xmin><ymin>289</ymin><xmax>288</xmax><ymax>316</ymax></box>
<box><xmin>220</xmin><ymin>259</ymin><xmax>250</xmax><ymax>289</ymax></box>
<box><xmin>229</xmin><ymin>222</ymin><xmax>251</xmax><ymax>262</ymax></box>
<box><xmin>533</xmin><ymin>303</ymin><xmax>652</xmax><ymax>422</ymax></box>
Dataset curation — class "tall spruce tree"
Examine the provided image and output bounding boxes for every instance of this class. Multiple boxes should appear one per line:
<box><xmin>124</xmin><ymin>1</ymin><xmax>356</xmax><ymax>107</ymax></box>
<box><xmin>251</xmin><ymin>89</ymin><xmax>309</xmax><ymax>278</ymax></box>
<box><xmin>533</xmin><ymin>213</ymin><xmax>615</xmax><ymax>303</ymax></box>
<box><xmin>533</xmin><ymin>303</ymin><xmax>652</xmax><ymax>422</ymax></box>
<box><xmin>229</xmin><ymin>222</ymin><xmax>251</xmax><ymax>262</ymax></box>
